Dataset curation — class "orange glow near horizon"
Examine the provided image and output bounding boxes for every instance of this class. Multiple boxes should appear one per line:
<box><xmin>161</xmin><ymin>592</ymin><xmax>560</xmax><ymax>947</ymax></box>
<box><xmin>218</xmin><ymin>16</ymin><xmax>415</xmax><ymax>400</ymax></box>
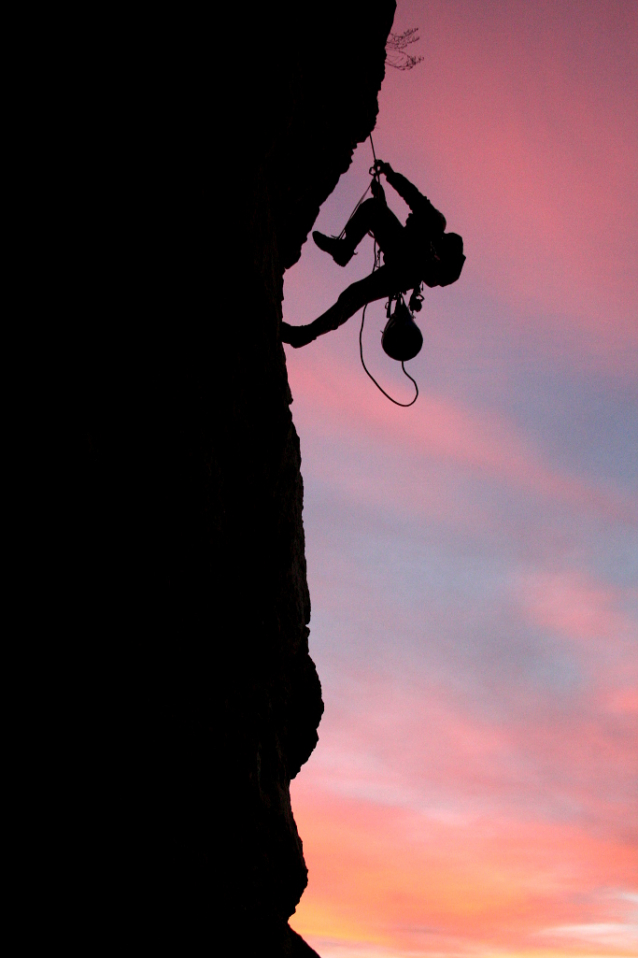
<box><xmin>291</xmin><ymin>788</ymin><xmax>638</xmax><ymax>956</ymax></box>
<box><xmin>291</xmin><ymin>785</ymin><xmax>637</xmax><ymax>956</ymax></box>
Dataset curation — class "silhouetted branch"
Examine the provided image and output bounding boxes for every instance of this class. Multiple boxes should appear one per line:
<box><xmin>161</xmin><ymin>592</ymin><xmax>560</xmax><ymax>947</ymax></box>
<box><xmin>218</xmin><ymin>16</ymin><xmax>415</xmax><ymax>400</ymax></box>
<box><xmin>386</xmin><ymin>28</ymin><xmax>424</xmax><ymax>70</ymax></box>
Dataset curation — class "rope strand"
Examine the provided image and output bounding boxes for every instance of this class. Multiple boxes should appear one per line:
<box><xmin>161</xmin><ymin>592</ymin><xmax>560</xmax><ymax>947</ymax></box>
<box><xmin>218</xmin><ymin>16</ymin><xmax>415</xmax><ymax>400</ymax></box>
<box><xmin>369</xmin><ymin>132</ymin><xmax>378</xmax><ymax>166</ymax></box>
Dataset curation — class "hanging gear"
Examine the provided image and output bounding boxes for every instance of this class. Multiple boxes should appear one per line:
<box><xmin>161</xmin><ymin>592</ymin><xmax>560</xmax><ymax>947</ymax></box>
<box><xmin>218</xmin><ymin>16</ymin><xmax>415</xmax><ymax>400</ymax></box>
<box><xmin>381</xmin><ymin>294</ymin><xmax>423</xmax><ymax>361</ymax></box>
<box><xmin>409</xmin><ymin>287</ymin><xmax>424</xmax><ymax>312</ymax></box>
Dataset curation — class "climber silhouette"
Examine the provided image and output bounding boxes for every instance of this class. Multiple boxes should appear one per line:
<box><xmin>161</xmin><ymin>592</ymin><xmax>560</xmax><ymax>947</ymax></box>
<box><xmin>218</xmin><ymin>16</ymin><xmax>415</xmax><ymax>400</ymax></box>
<box><xmin>282</xmin><ymin>160</ymin><xmax>465</xmax><ymax>348</ymax></box>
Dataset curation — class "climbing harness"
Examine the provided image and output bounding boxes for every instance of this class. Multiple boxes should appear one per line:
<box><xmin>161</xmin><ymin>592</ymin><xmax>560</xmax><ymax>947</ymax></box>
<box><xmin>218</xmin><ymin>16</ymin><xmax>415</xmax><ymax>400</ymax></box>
<box><xmin>357</xmin><ymin>135</ymin><xmax>421</xmax><ymax>407</ymax></box>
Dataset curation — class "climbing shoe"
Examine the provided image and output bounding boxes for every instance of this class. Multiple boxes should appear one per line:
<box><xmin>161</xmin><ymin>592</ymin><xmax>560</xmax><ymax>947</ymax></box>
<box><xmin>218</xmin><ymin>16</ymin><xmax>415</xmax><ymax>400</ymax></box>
<box><xmin>312</xmin><ymin>231</ymin><xmax>353</xmax><ymax>266</ymax></box>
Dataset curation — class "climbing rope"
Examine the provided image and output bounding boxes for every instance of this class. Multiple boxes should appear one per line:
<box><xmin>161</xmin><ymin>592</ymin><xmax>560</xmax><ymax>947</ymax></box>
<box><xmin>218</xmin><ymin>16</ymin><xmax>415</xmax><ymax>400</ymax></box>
<box><xmin>358</xmin><ymin>138</ymin><xmax>419</xmax><ymax>407</ymax></box>
<box><xmin>338</xmin><ymin>135</ymin><xmax>380</xmax><ymax>240</ymax></box>
<box><xmin>338</xmin><ymin>182</ymin><xmax>373</xmax><ymax>241</ymax></box>
<box><xmin>369</xmin><ymin>132</ymin><xmax>379</xmax><ymax>166</ymax></box>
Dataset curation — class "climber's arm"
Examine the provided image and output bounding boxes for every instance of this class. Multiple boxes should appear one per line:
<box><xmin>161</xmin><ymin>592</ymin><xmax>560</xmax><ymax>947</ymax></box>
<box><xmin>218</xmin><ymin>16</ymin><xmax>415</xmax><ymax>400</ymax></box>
<box><xmin>281</xmin><ymin>304</ymin><xmax>351</xmax><ymax>348</ymax></box>
<box><xmin>281</xmin><ymin>310</ymin><xmax>348</xmax><ymax>348</ymax></box>
<box><xmin>281</xmin><ymin>321</ymin><xmax>323</xmax><ymax>348</ymax></box>
<box><xmin>379</xmin><ymin>163</ymin><xmax>426</xmax><ymax>211</ymax></box>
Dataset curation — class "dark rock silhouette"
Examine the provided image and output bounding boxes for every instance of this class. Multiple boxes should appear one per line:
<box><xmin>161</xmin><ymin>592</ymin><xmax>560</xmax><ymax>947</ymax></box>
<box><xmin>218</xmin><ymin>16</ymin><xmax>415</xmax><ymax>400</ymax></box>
<box><xmin>53</xmin><ymin>2</ymin><xmax>395</xmax><ymax>955</ymax></box>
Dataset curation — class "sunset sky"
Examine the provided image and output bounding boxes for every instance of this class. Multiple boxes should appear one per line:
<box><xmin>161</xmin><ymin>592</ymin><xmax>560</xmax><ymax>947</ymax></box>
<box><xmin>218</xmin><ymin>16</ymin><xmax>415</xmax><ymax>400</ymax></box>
<box><xmin>282</xmin><ymin>2</ymin><xmax>637</xmax><ymax>956</ymax></box>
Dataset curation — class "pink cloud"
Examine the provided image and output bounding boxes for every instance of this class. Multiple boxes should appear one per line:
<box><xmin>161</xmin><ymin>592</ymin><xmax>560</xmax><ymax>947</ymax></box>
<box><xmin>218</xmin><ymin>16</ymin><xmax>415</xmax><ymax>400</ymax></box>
<box><xmin>287</xmin><ymin>349</ymin><xmax>637</xmax><ymax>524</ymax></box>
<box><xmin>515</xmin><ymin>570</ymin><xmax>638</xmax><ymax>702</ymax></box>
<box><xmin>517</xmin><ymin>570</ymin><xmax>637</xmax><ymax>644</ymax></box>
<box><xmin>299</xmin><ymin>658</ymin><xmax>636</xmax><ymax>830</ymax></box>
<box><xmin>607</xmin><ymin>688</ymin><xmax>638</xmax><ymax>715</ymax></box>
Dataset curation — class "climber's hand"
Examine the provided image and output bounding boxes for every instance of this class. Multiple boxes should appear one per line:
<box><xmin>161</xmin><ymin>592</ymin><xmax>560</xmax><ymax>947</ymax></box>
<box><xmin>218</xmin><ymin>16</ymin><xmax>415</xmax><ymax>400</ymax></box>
<box><xmin>281</xmin><ymin>322</ymin><xmax>316</xmax><ymax>348</ymax></box>
<box><xmin>372</xmin><ymin>159</ymin><xmax>392</xmax><ymax>177</ymax></box>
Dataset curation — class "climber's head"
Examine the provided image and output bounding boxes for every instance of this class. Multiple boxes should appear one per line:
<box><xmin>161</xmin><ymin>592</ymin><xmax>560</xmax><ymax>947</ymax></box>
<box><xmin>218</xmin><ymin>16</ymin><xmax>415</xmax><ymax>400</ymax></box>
<box><xmin>436</xmin><ymin>232</ymin><xmax>465</xmax><ymax>287</ymax></box>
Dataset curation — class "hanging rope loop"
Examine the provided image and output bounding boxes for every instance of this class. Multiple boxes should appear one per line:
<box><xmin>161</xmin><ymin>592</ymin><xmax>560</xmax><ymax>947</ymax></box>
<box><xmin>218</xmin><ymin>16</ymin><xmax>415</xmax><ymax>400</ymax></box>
<box><xmin>359</xmin><ymin>295</ymin><xmax>419</xmax><ymax>408</ymax></box>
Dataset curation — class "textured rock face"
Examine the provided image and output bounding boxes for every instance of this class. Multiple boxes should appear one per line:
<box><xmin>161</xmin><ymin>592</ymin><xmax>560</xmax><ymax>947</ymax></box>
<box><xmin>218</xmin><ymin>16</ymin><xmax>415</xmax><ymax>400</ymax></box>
<box><xmin>62</xmin><ymin>3</ymin><xmax>394</xmax><ymax>953</ymax></box>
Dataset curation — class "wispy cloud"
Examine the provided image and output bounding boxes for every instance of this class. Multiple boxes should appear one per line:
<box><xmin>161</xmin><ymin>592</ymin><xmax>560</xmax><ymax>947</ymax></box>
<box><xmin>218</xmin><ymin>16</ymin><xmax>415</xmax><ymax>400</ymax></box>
<box><xmin>287</xmin><ymin>353</ymin><xmax>637</xmax><ymax>527</ymax></box>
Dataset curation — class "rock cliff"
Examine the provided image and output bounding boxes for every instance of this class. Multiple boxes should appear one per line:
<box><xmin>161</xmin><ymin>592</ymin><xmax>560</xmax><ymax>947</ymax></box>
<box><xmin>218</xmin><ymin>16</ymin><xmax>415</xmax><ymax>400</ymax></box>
<box><xmin>59</xmin><ymin>3</ymin><xmax>394</xmax><ymax>954</ymax></box>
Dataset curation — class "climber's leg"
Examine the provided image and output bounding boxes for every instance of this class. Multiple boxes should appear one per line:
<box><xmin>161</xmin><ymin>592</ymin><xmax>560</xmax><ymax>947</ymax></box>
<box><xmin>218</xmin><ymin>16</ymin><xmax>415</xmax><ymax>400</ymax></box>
<box><xmin>313</xmin><ymin>199</ymin><xmax>404</xmax><ymax>266</ymax></box>
<box><xmin>343</xmin><ymin>199</ymin><xmax>404</xmax><ymax>251</ymax></box>
<box><xmin>282</xmin><ymin>266</ymin><xmax>400</xmax><ymax>347</ymax></box>
<box><xmin>351</xmin><ymin>200</ymin><xmax>404</xmax><ymax>256</ymax></box>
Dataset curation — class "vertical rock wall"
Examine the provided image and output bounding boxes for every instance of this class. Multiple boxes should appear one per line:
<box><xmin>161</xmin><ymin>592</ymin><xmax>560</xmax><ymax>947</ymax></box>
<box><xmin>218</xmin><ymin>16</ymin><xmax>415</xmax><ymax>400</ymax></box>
<box><xmin>60</xmin><ymin>3</ymin><xmax>394</xmax><ymax>954</ymax></box>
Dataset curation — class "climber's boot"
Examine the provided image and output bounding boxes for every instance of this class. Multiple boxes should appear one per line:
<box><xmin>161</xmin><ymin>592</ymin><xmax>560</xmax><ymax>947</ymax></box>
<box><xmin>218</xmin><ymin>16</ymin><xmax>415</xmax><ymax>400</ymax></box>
<box><xmin>312</xmin><ymin>231</ymin><xmax>354</xmax><ymax>266</ymax></box>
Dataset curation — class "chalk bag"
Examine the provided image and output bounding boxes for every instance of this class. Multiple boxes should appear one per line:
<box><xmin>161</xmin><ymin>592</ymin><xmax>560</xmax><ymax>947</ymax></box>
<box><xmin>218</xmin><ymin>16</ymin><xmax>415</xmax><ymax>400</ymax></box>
<box><xmin>381</xmin><ymin>295</ymin><xmax>423</xmax><ymax>362</ymax></box>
